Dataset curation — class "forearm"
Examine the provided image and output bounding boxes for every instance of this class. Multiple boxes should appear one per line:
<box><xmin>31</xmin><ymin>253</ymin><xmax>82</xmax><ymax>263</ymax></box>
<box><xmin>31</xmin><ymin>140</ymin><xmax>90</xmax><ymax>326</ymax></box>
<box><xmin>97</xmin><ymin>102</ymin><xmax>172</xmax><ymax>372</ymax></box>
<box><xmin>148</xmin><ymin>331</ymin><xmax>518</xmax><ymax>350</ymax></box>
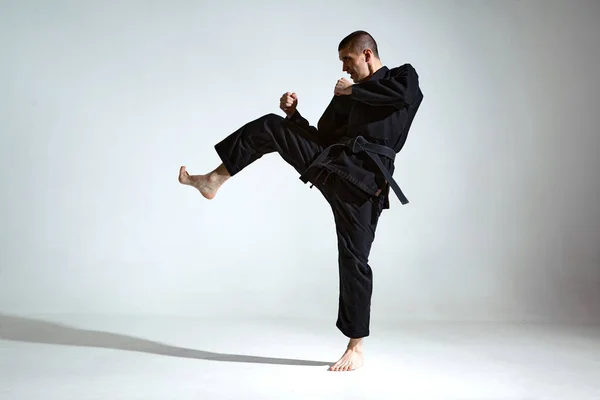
<box><xmin>318</xmin><ymin>95</ymin><xmax>351</xmax><ymax>132</ymax></box>
<box><xmin>286</xmin><ymin>109</ymin><xmax>314</xmax><ymax>131</ymax></box>
<box><xmin>284</xmin><ymin>109</ymin><xmax>323</xmax><ymax>143</ymax></box>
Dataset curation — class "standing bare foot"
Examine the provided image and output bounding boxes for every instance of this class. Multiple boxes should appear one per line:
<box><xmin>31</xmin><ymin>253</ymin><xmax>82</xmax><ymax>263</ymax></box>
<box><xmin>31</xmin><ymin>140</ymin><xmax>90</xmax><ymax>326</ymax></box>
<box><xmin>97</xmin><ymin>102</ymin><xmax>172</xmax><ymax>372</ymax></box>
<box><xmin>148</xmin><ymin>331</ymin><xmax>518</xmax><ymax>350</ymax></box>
<box><xmin>328</xmin><ymin>338</ymin><xmax>364</xmax><ymax>371</ymax></box>
<box><xmin>178</xmin><ymin>165</ymin><xmax>229</xmax><ymax>200</ymax></box>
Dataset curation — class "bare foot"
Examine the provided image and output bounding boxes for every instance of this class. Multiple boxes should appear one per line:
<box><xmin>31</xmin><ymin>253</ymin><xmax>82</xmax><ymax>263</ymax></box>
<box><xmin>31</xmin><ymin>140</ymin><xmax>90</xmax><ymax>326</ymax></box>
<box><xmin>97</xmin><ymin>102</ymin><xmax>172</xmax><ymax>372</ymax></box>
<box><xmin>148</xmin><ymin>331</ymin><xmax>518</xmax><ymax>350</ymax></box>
<box><xmin>328</xmin><ymin>338</ymin><xmax>364</xmax><ymax>371</ymax></box>
<box><xmin>178</xmin><ymin>166</ymin><xmax>228</xmax><ymax>199</ymax></box>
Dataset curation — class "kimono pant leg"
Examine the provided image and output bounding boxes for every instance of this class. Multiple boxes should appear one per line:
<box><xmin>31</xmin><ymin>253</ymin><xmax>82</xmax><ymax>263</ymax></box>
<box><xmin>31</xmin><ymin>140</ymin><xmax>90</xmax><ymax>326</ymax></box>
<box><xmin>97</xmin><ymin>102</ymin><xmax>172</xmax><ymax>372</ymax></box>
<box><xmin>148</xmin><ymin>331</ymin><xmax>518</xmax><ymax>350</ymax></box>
<box><xmin>214</xmin><ymin>113</ymin><xmax>323</xmax><ymax>177</ymax></box>
<box><xmin>321</xmin><ymin>176</ymin><xmax>385</xmax><ymax>338</ymax></box>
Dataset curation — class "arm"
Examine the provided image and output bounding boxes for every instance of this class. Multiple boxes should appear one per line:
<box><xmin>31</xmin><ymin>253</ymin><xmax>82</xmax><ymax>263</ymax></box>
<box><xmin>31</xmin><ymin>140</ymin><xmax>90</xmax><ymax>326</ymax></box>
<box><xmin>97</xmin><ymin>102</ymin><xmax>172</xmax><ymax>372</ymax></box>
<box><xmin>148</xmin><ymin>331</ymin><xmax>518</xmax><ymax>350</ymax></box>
<box><xmin>317</xmin><ymin>95</ymin><xmax>351</xmax><ymax>134</ymax></box>
<box><xmin>286</xmin><ymin>107</ymin><xmax>347</xmax><ymax>145</ymax></box>
<box><xmin>351</xmin><ymin>64</ymin><xmax>421</xmax><ymax>109</ymax></box>
<box><xmin>286</xmin><ymin>109</ymin><xmax>315</xmax><ymax>132</ymax></box>
<box><xmin>286</xmin><ymin>95</ymin><xmax>351</xmax><ymax>140</ymax></box>
<box><xmin>285</xmin><ymin>109</ymin><xmax>323</xmax><ymax>143</ymax></box>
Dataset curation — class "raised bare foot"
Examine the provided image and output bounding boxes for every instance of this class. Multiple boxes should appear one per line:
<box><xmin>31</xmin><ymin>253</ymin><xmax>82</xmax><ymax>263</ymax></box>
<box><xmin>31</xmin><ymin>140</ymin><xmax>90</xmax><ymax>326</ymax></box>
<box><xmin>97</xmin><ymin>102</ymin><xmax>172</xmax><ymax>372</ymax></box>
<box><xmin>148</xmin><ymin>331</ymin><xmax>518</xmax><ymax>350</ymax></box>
<box><xmin>329</xmin><ymin>338</ymin><xmax>364</xmax><ymax>372</ymax></box>
<box><xmin>178</xmin><ymin>166</ymin><xmax>227</xmax><ymax>200</ymax></box>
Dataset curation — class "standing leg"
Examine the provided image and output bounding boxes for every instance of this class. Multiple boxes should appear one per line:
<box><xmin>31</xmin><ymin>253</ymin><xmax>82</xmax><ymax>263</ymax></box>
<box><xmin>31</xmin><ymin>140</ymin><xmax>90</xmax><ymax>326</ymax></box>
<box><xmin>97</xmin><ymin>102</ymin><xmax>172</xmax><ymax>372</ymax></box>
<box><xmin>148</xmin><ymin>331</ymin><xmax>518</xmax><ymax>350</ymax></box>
<box><xmin>179</xmin><ymin>113</ymin><xmax>322</xmax><ymax>197</ymax></box>
<box><xmin>322</xmin><ymin>176</ymin><xmax>384</xmax><ymax>371</ymax></box>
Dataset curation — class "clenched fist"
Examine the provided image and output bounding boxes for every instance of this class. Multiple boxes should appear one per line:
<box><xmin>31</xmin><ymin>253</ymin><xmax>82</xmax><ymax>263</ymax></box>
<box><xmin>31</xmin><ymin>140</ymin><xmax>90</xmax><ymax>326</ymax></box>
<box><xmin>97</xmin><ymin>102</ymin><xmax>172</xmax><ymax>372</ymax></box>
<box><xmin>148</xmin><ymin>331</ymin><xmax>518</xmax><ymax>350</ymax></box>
<box><xmin>280</xmin><ymin>92</ymin><xmax>298</xmax><ymax>117</ymax></box>
<box><xmin>334</xmin><ymin>78</ymin><xmax>353</xmax><ymax>96</ymax></box>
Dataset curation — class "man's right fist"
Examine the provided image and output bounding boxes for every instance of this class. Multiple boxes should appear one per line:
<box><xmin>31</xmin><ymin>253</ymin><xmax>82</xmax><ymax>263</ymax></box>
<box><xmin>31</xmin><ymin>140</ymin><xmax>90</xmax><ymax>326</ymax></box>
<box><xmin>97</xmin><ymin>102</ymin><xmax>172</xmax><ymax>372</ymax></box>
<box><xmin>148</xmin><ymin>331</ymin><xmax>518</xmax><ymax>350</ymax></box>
<box><xmin>280</xmin><ymin>92</ymin><xmax>298</xmax><ymax>117</ymax></box>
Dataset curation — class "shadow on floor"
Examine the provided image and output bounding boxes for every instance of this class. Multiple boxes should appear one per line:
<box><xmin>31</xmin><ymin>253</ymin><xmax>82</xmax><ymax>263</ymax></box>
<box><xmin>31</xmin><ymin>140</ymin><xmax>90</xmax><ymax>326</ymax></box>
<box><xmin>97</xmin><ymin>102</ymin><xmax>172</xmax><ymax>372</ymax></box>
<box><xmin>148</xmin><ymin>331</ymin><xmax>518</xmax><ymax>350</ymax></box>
<box><xmin>0</xmin><ymin>313</ymin><xmax>332</xmax><ymax>367</ymax></box>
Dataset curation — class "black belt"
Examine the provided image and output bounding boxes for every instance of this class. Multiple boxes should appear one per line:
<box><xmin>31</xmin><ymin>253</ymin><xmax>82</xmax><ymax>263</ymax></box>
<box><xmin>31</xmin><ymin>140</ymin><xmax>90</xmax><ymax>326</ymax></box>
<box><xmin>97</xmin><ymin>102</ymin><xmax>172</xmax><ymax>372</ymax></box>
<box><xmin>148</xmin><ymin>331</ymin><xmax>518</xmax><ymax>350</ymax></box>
<box><xmin>301</xmin><ymin>136</ymin><xmax>409</xmax><ymax>205</ymax></box>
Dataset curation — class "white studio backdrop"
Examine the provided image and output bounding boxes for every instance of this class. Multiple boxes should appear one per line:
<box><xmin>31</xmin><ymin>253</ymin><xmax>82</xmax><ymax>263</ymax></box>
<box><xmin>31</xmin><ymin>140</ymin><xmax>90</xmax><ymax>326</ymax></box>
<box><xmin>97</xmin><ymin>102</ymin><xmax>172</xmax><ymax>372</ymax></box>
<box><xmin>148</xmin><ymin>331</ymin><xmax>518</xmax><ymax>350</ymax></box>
<box><xmin>1</xmin><ymin>0</ymin><xmax>599</xmax><ymax>325</ymax></box>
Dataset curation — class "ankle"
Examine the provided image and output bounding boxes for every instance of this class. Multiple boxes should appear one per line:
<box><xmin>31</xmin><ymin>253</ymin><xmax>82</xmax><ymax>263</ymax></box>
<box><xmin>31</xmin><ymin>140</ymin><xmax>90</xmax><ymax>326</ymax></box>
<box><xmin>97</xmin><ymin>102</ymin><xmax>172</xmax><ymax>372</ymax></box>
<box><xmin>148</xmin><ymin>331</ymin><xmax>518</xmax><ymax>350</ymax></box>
<box><xmin>208</xmin><ymin>170</ymin><xmax>226</xmax><ymax>183</ymax></box>
<box><xmin>215</xmin><ymin>163</ymin><xmax>231</xmax><ymax>178</ymax></box>
<box><xmin>347</xmin><ymin>338</ymin><xmax>363</xmax><ymax>351</ymax></box>
<box><xmin>208</xmin><ymin>171</ymin><xmax>219</xmax><ymax>182</ymax></box>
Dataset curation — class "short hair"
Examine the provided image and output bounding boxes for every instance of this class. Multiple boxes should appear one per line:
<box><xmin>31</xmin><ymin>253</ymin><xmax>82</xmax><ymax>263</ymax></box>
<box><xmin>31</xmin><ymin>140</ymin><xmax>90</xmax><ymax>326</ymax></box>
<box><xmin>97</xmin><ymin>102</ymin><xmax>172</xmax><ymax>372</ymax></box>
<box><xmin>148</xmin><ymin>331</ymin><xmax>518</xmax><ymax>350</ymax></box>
<box><xmin>338</xmin><ymin>30</ymin><xmax>379</xmax><ymax>59</ymax></box>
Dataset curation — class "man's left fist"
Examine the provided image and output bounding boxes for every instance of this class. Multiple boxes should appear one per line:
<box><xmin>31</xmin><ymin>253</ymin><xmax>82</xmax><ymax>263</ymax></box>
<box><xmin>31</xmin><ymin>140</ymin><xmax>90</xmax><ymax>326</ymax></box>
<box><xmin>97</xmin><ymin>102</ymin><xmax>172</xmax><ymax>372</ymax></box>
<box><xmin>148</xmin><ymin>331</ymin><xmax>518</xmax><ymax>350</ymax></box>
<box><xmin>334</xmin><ymin>78</ymin><xmax>353</xmax><ymax>96</ymax></box>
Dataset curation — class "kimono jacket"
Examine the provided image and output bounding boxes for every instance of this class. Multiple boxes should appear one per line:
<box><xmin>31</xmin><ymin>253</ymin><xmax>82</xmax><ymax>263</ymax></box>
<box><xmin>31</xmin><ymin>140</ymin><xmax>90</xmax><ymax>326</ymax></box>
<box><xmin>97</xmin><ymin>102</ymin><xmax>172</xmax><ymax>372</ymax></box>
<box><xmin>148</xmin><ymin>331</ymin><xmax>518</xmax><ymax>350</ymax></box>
<box><xmin>288</xmin><ymin>63</ymin><xmax>424</xmax><ymax>209</ymax></box>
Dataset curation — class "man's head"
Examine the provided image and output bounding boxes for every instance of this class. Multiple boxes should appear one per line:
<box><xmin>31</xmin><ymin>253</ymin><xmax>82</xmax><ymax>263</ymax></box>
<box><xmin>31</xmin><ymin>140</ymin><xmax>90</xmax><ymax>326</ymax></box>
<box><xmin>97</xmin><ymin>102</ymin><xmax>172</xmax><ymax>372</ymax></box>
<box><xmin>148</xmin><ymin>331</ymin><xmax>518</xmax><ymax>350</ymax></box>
<box><xmin>338</xmin><ymin>30</ymin><xmax>382</xmax><ymax>82</ymax></box>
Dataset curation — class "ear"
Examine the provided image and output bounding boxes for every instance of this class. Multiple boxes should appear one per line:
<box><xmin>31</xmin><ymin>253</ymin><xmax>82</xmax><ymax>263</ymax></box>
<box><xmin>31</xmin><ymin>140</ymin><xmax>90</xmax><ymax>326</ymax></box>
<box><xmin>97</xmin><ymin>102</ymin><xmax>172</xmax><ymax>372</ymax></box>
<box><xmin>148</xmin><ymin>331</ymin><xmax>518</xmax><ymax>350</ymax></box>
<box><xmin>364</xmin><ymin>49</ymin><xmax>371</xmax><ymax>62</ymax></box>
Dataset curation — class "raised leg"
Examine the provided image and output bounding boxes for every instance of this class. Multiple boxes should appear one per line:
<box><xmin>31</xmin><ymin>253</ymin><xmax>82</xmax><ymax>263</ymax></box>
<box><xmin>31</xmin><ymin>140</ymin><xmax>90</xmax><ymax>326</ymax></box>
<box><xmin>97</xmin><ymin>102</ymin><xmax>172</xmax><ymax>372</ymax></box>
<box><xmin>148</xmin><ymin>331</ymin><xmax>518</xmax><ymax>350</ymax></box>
<box><xmin>214</xmin><ymin>113</ymin><xmax>323</xmax><ymax>177</ymax></box>
<box><xmin>179</xmin><ymin>113</ymin><xmax>323</xmax><ymax>198</ymax></box>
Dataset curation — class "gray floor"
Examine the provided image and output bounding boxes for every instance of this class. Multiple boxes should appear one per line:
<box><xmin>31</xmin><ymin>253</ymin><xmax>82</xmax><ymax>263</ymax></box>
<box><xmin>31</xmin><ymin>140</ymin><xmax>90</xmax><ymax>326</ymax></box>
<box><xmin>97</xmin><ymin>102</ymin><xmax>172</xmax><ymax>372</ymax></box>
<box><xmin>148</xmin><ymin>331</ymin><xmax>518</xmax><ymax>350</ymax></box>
<box><xmin>1</xmin><ymin>314</ymin><xmax>599</xmax><ymax>399</ymax></box>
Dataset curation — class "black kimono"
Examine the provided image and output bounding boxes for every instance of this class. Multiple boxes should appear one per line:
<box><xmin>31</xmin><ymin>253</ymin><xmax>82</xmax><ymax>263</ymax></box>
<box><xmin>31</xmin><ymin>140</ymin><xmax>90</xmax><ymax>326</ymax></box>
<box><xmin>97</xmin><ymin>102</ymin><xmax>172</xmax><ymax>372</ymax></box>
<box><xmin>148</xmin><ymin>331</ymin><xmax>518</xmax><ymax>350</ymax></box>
<box><xmin>214</xmin><ymin>63</ymin><xmax>423</xmax><ymax>338</ymax></box>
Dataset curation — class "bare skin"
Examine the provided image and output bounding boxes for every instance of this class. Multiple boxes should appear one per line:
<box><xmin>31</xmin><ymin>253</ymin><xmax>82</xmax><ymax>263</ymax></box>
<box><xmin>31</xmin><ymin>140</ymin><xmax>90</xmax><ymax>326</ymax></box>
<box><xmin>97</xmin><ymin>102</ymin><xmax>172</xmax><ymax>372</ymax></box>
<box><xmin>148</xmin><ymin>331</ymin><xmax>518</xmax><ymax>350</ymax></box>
<box><xmin>328</xmin><ymin>338</ymin><xmax>364</xmax><ymax>371</ymax></box>
<box><xmin>178</xmin><ymin>164</ymin><xmax>230</xmax><ymax>199</ymax></box>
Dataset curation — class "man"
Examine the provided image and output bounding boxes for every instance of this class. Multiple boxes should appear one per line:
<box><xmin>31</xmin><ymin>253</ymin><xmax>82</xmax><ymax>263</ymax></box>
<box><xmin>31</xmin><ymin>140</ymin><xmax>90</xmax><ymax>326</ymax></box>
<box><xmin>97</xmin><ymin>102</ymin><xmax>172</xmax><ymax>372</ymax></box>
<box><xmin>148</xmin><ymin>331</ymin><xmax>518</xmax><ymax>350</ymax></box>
<box><xmin>179</xmin><ymin>30</ymin><xmax>423</xmax><ymax>371</ymax></box>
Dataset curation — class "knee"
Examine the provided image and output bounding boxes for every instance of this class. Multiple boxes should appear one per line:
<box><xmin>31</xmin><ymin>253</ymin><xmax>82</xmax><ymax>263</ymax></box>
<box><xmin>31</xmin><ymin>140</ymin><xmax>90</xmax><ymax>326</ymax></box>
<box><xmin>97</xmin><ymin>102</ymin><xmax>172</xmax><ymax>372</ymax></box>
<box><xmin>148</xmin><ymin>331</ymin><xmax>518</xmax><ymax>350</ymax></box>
<box><xmin>261</xmin><ymin>113</ymin><xmax>284</xmax><ymax>123</ymax></box>
<box><xmin>257</xmin><ymin>113</ymin><xmax>286</xmax><ymax>134</ymax></box>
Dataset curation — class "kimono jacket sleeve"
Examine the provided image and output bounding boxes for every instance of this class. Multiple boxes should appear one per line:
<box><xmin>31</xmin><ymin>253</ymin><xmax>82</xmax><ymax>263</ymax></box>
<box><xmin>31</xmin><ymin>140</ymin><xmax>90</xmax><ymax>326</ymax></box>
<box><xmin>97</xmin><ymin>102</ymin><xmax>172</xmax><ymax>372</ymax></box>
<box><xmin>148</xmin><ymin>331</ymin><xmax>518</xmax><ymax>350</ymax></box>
<box><xmin>286</xmin><ymin>95</ymin><xmax>352</xmax><ymax>145</ymax></box>
<box><xmin>351</xmin><ymin>63</ymin><xmax>421</xmax><ymax>109</ymax></box>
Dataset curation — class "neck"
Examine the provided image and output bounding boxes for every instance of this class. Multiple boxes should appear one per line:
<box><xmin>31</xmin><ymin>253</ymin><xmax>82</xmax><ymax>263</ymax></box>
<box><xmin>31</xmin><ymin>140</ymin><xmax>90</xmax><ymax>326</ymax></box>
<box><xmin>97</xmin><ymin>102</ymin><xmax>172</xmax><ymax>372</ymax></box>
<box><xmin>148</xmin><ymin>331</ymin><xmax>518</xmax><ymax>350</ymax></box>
<box><xmin>360</xmin><ymin>61</ymin><xmax>383</xmax><ymax>82</ymax></box>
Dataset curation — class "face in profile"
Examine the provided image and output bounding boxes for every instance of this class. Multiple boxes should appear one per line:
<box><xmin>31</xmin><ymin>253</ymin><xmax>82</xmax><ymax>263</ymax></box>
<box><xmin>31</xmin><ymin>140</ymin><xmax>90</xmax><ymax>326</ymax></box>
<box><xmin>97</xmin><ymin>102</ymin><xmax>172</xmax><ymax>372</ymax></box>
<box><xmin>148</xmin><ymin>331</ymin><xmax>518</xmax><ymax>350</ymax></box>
<box><xmin>338</xmin><ymin>47</ymin><xmax>371</xmax><ymax>83</ymax></box>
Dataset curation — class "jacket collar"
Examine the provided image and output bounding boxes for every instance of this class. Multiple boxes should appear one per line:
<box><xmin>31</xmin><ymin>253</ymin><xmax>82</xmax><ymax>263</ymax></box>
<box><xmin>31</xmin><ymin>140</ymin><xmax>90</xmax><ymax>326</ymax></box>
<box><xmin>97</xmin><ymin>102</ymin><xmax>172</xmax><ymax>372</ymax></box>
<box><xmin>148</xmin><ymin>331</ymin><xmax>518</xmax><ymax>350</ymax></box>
<box><xmin>366</xmin><ymin>65</ymin><xmax>389</xmax><ymax>81</ymax></box>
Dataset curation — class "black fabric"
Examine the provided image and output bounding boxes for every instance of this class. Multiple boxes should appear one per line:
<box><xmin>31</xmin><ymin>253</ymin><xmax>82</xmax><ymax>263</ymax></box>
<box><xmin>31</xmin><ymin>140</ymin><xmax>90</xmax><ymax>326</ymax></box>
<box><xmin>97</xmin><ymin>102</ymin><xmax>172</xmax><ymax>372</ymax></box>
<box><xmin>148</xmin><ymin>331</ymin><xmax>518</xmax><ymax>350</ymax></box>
<box><xmin>214</xmin><ymin>113</ymin><xmax>323</xmax><ymax>177</ymax></box>
<box><xmin>288</xmin><ymin>63</ymin><xmax>423</xmax><ymax>209</ymax></box>
<box><xmin>213</xmin><ymin>63</ymin><xmax>423</xmax><ymax>337</ymax></box>
<box><xmin>323</xmin><ymin>174</ymin><xmax>384</xmax><ymax>338</ymax></box>
<box><xmin>299</xmin><ymin>135</ymin><xmax>409</xmax><ymax>205</ymax></box>
<box><xmin>214</xmin><ymin>113</ymin><xmax>383</xmax><ymax>338</ymax></box>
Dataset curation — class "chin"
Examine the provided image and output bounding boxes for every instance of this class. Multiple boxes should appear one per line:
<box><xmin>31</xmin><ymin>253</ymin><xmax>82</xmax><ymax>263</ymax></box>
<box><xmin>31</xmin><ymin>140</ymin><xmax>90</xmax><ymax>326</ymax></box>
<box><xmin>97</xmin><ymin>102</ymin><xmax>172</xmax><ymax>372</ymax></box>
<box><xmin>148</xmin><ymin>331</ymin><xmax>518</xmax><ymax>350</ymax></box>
<box><xmin>352</xmin><ymin>74</ymin><xmax>365</xmax><ymax>82</ymax></box>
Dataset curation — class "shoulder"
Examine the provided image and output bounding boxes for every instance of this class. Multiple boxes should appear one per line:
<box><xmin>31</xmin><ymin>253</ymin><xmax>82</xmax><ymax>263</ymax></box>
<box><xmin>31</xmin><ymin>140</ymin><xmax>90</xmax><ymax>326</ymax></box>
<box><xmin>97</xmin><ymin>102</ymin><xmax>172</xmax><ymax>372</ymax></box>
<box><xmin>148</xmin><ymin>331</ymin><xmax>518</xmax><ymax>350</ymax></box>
<box><xmin>383</xmin><ymin>64</ymin><xmax>420</xmax><ymax>82</ymax></box>
<box><xmin>388</xmin><ymin>63</ymin><xmax>418</xmax><ymax>74</ymax></box>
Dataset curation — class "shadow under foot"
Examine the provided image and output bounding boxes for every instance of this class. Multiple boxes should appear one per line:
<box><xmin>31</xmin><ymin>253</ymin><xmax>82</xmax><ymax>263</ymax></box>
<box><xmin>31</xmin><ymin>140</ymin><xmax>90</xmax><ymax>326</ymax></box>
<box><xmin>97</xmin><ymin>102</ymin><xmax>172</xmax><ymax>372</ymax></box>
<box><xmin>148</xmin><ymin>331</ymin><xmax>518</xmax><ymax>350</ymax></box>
<box><xmin>0</xmin><ymin>313</ymin><xmax>333</xmax><ymax>367</ymax></box>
